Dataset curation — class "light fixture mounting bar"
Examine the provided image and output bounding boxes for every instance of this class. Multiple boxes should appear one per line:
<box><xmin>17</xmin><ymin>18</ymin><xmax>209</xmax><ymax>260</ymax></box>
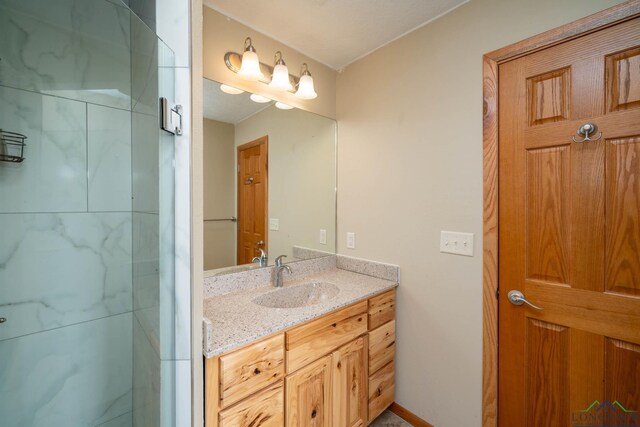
<box><xmin>224</xmin><ymin>51</ymin><xmax>300</xmax><ymax>93</ymax></box>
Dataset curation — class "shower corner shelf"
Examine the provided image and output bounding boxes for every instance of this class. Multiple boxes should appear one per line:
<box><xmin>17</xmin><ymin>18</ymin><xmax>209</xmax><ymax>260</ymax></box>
<box><xmin>0</xmin><ymin>129</ymin><xmax>27</xmax><ymax>163</ymax></box>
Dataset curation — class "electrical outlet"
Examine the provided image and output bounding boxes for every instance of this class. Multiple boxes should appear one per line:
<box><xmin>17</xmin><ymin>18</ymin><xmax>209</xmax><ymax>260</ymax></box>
<box><xmin>319</xmin><ymin>229</ymin><xmax>327</xmax><ymax>245</ymax></box>
<box><xmin>440</xmin><ymin>231</ymin><xmax>474</xmax><ymax>256</ymax></box>
<box><xmin>346</xmin><ymin>232</ymin><xmax>356</xmax><ymax>249</ymax></box>
<box><xmin>269</xmin><ymin>218</ymin><xmax>279</xmax><ymax>231</ymax></box>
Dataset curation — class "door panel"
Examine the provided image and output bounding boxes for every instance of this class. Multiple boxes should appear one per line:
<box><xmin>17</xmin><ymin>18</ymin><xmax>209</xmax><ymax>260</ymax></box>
<box><xmin>498</xmin><ymin>16</ymin><xmax>640</xmax><ymax>427</ymax></box>
<box><xmin>237</xmin><ymin>137</ymin><xmax>268</xmax><ymax>265</ymax></box>
<box><xmin>524</xmin><ymin>319</ymin><xmax>570</xmax><ymax>427</ymax></box>
<box><xmin>605</xmin><ymin>135</ymin><xmax>640</xmax><ymax>296</ymax></box>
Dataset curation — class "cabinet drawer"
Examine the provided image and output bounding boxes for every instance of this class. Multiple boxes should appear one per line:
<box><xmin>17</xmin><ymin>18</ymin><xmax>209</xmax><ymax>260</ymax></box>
<box><xmin>219</xmin><ymin>381</ymin><xmax>284</xmax><ymax>427</ymax></box>
<box><xmin>286</xmin><ymin>301</ymin><xmax>367</xmax><ymax>373</ymax></box>
<box><xmin>368</xmin><ymin>320</ymin><xmax>395</xmax><ymax>374</ymax></box>
<box><xmin>368</xmin><ymin>290</ymin><xmax>396</xmax><ymax>330</ymax></box>
<box><xmin>219</xmin><ymin>334</ymin><xmax>285</xmax><ymax>408</ymax></box>
<box><xmin>368</xmin><ymin>361</ymin><xmax>395</xmax><ymax>422</ymax></box>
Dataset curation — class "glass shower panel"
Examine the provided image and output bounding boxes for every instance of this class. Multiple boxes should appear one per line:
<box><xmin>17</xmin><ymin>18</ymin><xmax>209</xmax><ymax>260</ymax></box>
<box><xmin>0</xmin><ymin>0</ymin><xmax>182</xmax><ymax>425</ymax></box>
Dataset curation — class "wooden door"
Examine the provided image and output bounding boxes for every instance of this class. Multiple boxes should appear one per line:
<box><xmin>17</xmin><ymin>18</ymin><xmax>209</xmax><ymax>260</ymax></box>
<box><xmin>498</xmin><ymin>17</ymin><xmax>640</xmax><ymax>426</ymax></box>
<box><xmin>237</xmin><ymin>136</ymin><xmax>268</xmax><ymax>265</ymax></box>
<box><xmin>332</xmin><ymin>337</ymin><xmax>367</xmax><ymax>427</ymax></box>
<box><xmin>286</xmin><ymin>355</ymin><xmax>332</xmax><ymax>427</ymax></box>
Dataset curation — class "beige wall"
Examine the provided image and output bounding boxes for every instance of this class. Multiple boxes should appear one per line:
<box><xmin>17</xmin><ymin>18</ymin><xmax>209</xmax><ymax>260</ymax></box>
<box><xmin>203</xmin><ymin>6</ymin><xmax>337</xmax><ymax>119</ymax></box>
<box><xmin>235</xmin><ymin>106</ymin><xmax>337</xmax><ymax>261</ymax></box>
<box><xmin>203</xmin><ymin>119</ymin><xmax>236</xmax><ymax>270</ymax></box>
<box><xmin>335</xmin><ymin>0</ymin><xmax>624</xmax><ymax>425</ymax></box>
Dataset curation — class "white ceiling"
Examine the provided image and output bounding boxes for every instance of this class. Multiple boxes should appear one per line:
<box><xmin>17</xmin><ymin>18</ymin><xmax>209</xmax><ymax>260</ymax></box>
<box><xmin>203</xmin><ymin>0</ymin><xmax>468</xmax><ymax>70</ymax></box>
<box><xmin>203</xmin><ymin>79</ymin><xmax>273</xmax><ymax>124</ymax></box>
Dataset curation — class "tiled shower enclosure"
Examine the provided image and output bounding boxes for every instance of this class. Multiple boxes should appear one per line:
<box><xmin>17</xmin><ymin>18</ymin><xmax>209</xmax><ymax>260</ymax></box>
<box><xmin>0</xmin><ymin>0</ymin><xmax>190</xmax><ymax>425</ymax></box>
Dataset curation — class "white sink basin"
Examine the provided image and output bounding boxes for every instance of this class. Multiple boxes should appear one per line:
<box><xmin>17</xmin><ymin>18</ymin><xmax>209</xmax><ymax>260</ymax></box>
<box><xmin>253</xmin><ymin>282</ymin><xmax>340</xmax><ymax>308</ymax></box>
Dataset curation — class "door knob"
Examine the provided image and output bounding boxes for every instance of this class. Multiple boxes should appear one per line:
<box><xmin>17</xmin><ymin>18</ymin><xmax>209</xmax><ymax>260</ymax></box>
<box><xmin>507</xmin><ymin>290</ymin><xmax>543</xmax><ymax>310</ymax></box>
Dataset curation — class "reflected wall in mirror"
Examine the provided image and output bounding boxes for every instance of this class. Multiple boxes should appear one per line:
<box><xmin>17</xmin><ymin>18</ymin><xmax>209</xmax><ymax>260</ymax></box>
<box><xmin>203</xmin><ymin>79</ymin><xmax>336</xmax><ymax>274</ymax></box>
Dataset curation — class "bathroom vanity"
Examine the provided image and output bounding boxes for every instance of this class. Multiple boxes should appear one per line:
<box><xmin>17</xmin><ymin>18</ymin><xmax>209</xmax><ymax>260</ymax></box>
<box><xmin>202</xmin><ymin>256</ymin><xmax>398</xmax><ymax>427</ymax></box>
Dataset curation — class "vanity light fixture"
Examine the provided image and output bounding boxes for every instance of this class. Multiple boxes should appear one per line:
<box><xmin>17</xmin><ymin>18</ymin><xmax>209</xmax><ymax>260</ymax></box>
<box><xmin>295</xmin><ymin>63</ymin><xmax>317</xmax><ymax>100</ymax></box>
<box><xmin>275</xmin><ymin>102</ymin><xmax>294</xmax><ymax>110</ymax></box>
<box><xmin>224</xmin><ymin>39</ymin><xmax>319</xmax><ymax>101</ymax></box>
<box><xmin>250</xmin><ymin>94</ymin><xmax>272</xmax><ymax>103</ymax></box>
<box><xmin>237</xmin><ymin>37</ymin><xmax>263</xmax><ymax>81</ymax></box>
<box><xmin>219</xmin><ymin>84</ymin><xmax>244</xmax><ymax>95</ymax></box>
<box><xmin>269</xmin><ymin>51</ymin><xmax>293</xmax><ymax>91</ymax></box>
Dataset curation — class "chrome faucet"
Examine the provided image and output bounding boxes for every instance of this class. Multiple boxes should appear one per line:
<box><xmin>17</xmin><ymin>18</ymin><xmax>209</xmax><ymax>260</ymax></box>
<box><xmin>252</xmin><ymin>248</ymin><xmax>268</xmax><ymax>267</ymax></box>
<box><xmin>274</xmin><ymin>255</ymin><xmax>292</xmax><ymax>288</ymax></box>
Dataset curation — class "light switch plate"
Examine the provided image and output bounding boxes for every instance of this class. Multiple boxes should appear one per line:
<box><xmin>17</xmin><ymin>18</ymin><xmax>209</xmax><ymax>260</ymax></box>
<box><xmin>346</xmin><ymin>232</ymin><xmax>356</xmax><ymax>249</ymax></box>
<box><xmin>269</xmin><ymin>218</ymin><xmax>279</xmax><ymax>231</ymax></box>
<box><xmin>319</xmin><ymin>229</ymin><xmax>327</xmax><ymax>245</ymax></box>
<box><xmin>440</xmin><ymin>231</ymin><xmax>474</xmax><ymax>256</ymax></box>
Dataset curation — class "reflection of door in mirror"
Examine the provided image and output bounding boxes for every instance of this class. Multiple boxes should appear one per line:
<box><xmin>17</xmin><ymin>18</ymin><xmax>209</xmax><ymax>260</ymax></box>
<box><xmin>237</xmin><ymin>136</ymin><xmax>268</xmax><ymax>265</ymax></box>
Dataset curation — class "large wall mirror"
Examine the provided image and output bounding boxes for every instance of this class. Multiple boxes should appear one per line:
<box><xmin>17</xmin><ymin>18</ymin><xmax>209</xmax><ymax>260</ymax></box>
<box><xmin>203</xmin><ymin>79</ymin><xmax>337</xmax><ymax>274</ymax></box>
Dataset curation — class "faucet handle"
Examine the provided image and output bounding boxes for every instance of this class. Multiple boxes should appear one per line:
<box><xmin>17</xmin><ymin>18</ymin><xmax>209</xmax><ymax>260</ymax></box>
<box><xmin>275</xmin><ymin>255</ymin><xmax>287</xmax><ymax>267</ymax></box>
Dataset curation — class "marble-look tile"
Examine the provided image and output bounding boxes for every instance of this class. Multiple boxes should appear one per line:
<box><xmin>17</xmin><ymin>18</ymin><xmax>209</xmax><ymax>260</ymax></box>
<box><xmin>174</xmin><ymin>360</ymin><xmax>192</xmax><ymax>426</ymax></box>
<box><xmin>97</xmin><ymin>411</ymin><xmax>133</xmax><ymax>427</ymax></box>
<box><xmin>160</xmin><ymin>360</ymin><xmax>176</xmax><ymax>425</ymax></box>
<box><xmin>131</xmin><ymin>13</ymin><xmax>159</xmax><ymax>116</ymax></box>
<box><xmin>0</xmin><ymin>313</ymin><xmax>133</xmax><ymax>426</ymax></box>
<box><xmin>0</xmin><ymin>0</ymin><xmax>131</xmax><ymax>109</ymax></box>
<box><xmin>133</xmin><ymin>314</ymin><xmax>160</xmax><ymax>427</ymax></box>
<box><xmin>130</xmin><ymin>0</ymin><xmax>156</xmax><ymax>32</ymax></box>
<box><xmin>156</xmin><ymin>0</ymin><xmax>189</xmax><ymax>67</ymax></box>
<box><xmin>0</xmin><ymin>212</ymin><xmax>132</xmax><ymax>341</ymax></box>
<box><xmin>0</xmin><ymin>86</ymin><xmax>87</xmax><ymax>213</ymax></box>
<box><xmin>173</xmin><ymin>66</ymin><xmax>192</xmax><ymax>362</ymax></box>
<box><xmin>133</xmin><ymin>212</ymin><xmax>159</xmax><ymax>355</ymax></box>
<box><xmin>158</xmin><ymin>39</ymin><xmax>176</xmax><ymax>69</ymax></box>
<box><xmin>88</xmin><ymin>104</ymin><xmax>132</xmax><ymax>212</ymax></box>
<box><xmin>132</xmin><ymin>111</ymin><xmax>160</xmax><ymax>213</ymax></box>
<box><xmin>133</xmin><ymin>212</ymin><xmax>159</xmax><ymax>309</ymax></box>
<box><xmin>337</xmin><ymin>254</ymin><xmax>400</xmax><ymax>282</ymax></box>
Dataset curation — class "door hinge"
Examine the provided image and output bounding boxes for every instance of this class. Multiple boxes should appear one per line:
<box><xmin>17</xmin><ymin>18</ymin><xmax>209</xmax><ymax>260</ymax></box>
<box><xmin>160</xmin><ymin>97</ymin><xmax>183</xmax><ymax>136</ymax></box>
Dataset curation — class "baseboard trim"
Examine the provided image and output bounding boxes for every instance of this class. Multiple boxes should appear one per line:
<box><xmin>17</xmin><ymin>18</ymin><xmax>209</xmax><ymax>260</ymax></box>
<box><xmin>389</xmin><ymin>402</ymin><xmax>434</xmax><ymax>427</ymax></box>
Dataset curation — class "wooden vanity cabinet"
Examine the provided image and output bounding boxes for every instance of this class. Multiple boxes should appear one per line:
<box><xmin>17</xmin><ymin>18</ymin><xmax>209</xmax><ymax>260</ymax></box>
<box><xmin>366</xmin><ymin>290</ymin><xmax>396</xmax><ymax>422</ymax></box>
<box><xmin>204</xmin><ymin>289</ymin><xmax>396</xmax><ymax>427</ymax></box>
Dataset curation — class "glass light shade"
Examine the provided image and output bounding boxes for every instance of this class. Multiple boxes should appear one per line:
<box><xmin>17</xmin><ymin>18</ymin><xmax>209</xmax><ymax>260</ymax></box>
<box><xmin>269</xmin><ymin>64</ymin><xmax>293</xmax><ymax>91</ymax></box>
<box><xmin>220</xmin><ymin>84</ymin><xmax>244</xmax><ymax>95</ymax></box>
<box><xmin>275</xmin><ymin>102</ymin><xmax>294</xmax><ymax>110</ymax></box>
<box><xmin>295</xmin><ymin>74</ymin><xmax>317</xmax><ymax>99</ymax></box>
<box><xmin>250</xmin><ymin>94</ymin><xmax>271</xmax><ymax>103</ymax></box>
<box><xmin>238</xmin><ymin>50</ymin><xmax>263</xmax><ymax>81</ymax></box>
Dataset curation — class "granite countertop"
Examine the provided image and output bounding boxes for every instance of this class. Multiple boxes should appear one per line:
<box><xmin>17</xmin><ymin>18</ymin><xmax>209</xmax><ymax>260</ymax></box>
<box><xmin>203</xmin><ymin>267</ymin><xmax>398</xmax><ymax>358</ymax></box>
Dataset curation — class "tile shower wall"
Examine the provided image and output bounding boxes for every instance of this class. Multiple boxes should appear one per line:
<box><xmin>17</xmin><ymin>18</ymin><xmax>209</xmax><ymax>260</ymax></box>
<box><xmin>0</xmin><ymin>67</ymin><xmax>135</xmax><ymax>427</ymax></box>
<box><xmin>0</xmin><ymin>0</ymin><xmax>185</xmax><ymax>425</ymax></box>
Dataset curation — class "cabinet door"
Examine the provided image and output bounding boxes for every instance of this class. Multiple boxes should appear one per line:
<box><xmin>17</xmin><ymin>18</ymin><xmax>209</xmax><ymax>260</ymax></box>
<box><xmin>332</xmin><ymin>337</ymin><xmax>367</xmax><ymax>427</ymax></box>
<box><xmin>286</xmin><ymin>355</ymin><xmax>332</xmax><ymax>427</ymax></box>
